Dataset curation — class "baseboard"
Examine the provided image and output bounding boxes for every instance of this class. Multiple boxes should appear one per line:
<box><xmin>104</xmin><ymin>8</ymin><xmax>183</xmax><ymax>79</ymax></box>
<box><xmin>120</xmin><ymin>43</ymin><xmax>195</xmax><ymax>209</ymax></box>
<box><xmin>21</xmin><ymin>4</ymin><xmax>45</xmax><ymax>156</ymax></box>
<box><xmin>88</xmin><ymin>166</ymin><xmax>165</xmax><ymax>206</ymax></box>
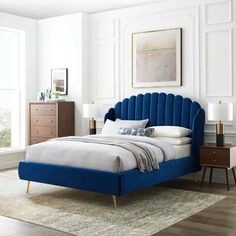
<box><xmin>0</xmin><ymin>151</ymin><xmax>25</xmax><ymax>170</ymax></box>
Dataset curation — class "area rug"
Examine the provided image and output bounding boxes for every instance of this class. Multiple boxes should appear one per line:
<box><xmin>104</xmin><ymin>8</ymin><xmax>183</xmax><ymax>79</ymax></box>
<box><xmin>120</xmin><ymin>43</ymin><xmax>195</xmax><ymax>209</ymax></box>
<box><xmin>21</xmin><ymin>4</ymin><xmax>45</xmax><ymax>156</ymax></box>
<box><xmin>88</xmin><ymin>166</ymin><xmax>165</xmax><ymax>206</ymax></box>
<box><xmin>0</xmin><ymin>170</ymin><xmax>225</xmax><ymax>236</ymax></box>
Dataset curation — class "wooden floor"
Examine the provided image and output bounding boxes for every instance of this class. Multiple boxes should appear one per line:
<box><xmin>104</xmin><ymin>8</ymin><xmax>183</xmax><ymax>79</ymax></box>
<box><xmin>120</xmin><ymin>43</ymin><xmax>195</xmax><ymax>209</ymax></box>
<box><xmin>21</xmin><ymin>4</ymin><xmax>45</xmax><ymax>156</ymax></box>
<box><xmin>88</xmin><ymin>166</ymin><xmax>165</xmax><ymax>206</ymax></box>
<box><xmin>0</xmin><ymin>170</ymin><xmax>235</xmax><ymax>236</ymax></box>
<box><xmin>154</xmin><ymin>180</ymin><xmax>236</xmax><ymax>236</ymax></box>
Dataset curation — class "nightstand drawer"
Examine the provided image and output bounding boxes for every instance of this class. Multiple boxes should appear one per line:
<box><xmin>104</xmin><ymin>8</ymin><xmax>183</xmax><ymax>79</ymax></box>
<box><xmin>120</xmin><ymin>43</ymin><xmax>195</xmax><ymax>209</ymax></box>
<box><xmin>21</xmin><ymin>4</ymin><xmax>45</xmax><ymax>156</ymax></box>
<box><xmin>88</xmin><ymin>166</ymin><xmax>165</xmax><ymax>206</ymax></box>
<box><xmin>31</xmin><ymin>104</ymin><xmax>56</xmax><ymax>116</ymax></box>
<box><xmin>31</xmin><ymin>127</ymin><xmax>57</xmax><ymax>138</ymax></box>
<box><xmin>31</xmin><ymin>116</ymin><xmax>56</xmax><ymax>127</ymax></box>
<box><xmin>200</xmin><ymin>148</ymin><xmax>230</xmax><ymax>167</ymax></box>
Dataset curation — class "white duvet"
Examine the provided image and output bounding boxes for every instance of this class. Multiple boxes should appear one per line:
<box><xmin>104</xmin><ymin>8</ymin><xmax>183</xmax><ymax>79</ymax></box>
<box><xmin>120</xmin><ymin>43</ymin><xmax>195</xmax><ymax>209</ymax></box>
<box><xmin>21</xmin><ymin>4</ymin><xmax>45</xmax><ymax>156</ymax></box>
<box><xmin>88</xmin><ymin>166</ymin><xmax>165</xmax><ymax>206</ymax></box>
<box><xmin>25</xmin><ymin>135</ymin><xmax>176</xmax><ymax>173</ymax></box>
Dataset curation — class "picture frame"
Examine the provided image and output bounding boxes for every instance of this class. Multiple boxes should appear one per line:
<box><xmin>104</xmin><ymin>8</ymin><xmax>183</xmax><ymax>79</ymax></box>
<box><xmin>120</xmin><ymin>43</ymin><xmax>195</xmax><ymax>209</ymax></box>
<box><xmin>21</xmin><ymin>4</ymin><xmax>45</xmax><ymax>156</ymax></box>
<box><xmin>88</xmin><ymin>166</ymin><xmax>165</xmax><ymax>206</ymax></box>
<box><xmin>51</xmin><ymin>68</ymin><xmax>68</xmax><ymax>95</ymax></box>
<box><xmin>132</xmin><ymin>28</ymin><xmax>182</xmax><ymax>88</ymax></box>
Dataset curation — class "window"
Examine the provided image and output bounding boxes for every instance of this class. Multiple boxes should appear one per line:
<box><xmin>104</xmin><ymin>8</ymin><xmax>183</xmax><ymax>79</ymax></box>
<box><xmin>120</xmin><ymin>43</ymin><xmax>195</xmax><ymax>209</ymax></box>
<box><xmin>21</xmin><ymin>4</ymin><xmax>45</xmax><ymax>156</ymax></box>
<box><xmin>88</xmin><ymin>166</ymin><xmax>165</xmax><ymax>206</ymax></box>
<box><xmin>0</xmin><ymin>27</ymin><xmax>25</xmax><ymax>151</ymax></box>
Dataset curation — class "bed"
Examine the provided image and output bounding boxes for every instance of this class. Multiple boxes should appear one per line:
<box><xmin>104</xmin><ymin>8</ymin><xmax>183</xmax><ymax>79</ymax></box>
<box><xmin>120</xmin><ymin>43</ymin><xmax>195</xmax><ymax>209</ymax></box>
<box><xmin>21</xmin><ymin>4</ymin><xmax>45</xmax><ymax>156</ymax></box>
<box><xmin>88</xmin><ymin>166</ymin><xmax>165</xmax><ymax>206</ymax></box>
<box><xmin>18</xmin><ymin>92</ymin><xmax>205</xmax><ymax>209</ymax></box>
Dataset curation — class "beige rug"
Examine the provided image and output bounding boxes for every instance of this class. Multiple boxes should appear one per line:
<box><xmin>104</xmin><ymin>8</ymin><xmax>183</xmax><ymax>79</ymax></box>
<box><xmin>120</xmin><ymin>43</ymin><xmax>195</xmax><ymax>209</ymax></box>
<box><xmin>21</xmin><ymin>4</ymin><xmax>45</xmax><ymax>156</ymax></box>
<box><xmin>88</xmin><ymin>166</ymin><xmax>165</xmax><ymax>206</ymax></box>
<box><xmin>0</xmin><ymin>170</ymin><xmax>225</xmax><ymax>236</ymax></box>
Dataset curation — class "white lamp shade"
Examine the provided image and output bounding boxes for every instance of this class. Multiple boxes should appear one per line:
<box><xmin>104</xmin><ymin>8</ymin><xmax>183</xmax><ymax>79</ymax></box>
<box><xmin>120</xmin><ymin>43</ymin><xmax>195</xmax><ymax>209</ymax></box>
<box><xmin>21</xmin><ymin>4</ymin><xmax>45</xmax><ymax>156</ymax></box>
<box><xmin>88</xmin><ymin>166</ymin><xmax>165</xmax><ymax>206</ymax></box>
<box><xmin>208</xmin><ymin>102</ymin><xmax>233</xmax><ymax>121</ymax></box>
<box><xmin>83</xmin><ymin>103</ymin><xmax>102</xmax><ymax>118</ymax></box>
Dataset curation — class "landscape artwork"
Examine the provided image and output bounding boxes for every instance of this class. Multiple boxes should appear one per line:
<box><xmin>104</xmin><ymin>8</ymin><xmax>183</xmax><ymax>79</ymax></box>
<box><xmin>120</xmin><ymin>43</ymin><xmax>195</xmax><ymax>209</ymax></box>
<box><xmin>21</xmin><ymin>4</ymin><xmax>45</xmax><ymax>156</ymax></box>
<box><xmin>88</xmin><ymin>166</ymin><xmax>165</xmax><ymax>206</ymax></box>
<box><xmin>132</xmin><ymin>28</ymin><xmax>182</xmax><ymax>88</ymax></box>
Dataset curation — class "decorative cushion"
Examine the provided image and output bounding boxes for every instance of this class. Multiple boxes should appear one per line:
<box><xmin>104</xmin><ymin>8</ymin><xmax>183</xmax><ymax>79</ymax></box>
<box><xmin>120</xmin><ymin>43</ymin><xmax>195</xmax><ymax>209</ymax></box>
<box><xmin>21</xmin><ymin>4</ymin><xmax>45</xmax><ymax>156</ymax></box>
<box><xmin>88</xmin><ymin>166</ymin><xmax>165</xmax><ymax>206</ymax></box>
<box><xmin>151</xmin><ymin>126</ymin><xmax>192</xmax><ymax>138</ymax></box>
<box><xmin>115</xmin><ymin>119</ymin><xmax>149</xmax><ymax>129</ymax></box>
<box><xmin>119</xmin><ymin>127</ymin><xmax>154</xmax><ymax>137</ymax></box>
<box><xmin>101</xmin><ymin>119</ymin><xmax>149</xmax><ymax>135</ymax></box>
<box><xmin>101</xmin><ymin>119</ymin><xmax>121</xmax><ymax>135</ymax></box>
<box><xmin>153</xmin><ymin>137</ymin><xmax>192</xmax><ymax>145</ymax></box>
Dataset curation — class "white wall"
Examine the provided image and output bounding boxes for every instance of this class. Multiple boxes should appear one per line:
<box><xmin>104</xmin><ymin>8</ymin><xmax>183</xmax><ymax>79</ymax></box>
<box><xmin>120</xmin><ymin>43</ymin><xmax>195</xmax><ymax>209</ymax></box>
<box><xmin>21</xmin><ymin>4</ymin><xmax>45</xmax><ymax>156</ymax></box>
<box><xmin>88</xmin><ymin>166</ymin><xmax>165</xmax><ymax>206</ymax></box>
<box><xmin>88</xmin><ymin>0</ymin><xmax>236</xmax><ymax>183</ymax></box>
<box><xmin>0</xmin><ymin>12</ymin><xmax>37</xmax><ymax>169</ymax></box>
<box><xmin>38</xmin><ymin>12</ymin><xmax>89</xmax><ymax>135</ymax></box>
<box><xmin>89</xmin><ymin>0</ymin><xmax>236</xmax><ymax>140</ymax></box>
<box><xmin>2</xmin><ymin>0</ymin><xmax>234</xmax><ymax>182</ymax></box>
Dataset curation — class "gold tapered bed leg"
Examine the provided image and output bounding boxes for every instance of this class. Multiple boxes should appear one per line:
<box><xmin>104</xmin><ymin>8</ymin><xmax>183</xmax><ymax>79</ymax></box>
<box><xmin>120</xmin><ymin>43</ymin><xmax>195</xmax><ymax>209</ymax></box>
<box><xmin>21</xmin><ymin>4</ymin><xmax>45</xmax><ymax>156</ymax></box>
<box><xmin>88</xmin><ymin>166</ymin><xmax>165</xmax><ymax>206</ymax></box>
<box><xmin>26</xmin><ymin>181</ymin><xmax>30</xmax><ymax>194</ymax></box>
<box><xmin>112</xmin><ymin>195</ymin><xmax>117</xmax><ymax>210</ymax></box>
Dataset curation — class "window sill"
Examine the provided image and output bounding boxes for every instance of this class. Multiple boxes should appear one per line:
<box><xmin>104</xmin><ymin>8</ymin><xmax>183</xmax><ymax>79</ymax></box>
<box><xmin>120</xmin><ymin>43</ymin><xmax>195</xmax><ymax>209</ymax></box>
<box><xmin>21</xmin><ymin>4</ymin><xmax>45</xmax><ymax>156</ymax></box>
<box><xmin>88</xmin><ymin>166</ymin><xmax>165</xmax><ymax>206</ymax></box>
<box><xmin>0</xmin><ymin>148</ymin><xmax>25</xmax><ymax>155</ymax></box>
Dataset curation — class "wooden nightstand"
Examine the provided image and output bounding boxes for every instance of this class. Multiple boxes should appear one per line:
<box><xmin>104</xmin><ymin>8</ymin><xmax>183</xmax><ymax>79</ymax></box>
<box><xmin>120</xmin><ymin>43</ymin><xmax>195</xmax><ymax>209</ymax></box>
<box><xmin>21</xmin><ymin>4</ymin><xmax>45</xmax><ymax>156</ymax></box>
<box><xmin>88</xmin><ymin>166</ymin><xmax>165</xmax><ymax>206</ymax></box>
<box><xmin>200</xmin><ymin>144</ymin><xmax>236</xmax><ymax>190</ymax></box>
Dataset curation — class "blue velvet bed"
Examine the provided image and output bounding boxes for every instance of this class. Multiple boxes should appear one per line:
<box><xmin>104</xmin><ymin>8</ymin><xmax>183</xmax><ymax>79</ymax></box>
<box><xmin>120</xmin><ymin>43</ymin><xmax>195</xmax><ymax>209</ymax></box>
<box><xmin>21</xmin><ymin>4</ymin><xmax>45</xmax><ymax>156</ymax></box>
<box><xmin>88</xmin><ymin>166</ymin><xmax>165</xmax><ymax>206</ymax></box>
<box><xmin>18</xmin><ymin>92</ymin><xmax>205</xmax><ymax>208</ymax></box>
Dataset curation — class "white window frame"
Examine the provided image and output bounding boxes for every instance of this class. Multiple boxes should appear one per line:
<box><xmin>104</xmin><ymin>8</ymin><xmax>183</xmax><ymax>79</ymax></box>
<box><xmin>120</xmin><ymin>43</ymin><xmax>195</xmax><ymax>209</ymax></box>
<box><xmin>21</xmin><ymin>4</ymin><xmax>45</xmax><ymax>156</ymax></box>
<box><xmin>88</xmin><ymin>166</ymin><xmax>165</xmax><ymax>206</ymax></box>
<box><xmin>0</xmin><ymin>26</ymin><xmax>25</xmax><ymax>153</ymax></box>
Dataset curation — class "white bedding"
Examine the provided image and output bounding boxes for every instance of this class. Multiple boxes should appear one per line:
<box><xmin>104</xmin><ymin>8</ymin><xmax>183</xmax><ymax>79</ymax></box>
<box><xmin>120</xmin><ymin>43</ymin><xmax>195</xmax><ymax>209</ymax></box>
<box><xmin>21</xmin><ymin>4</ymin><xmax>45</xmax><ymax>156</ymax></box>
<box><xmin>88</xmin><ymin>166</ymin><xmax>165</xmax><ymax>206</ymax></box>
<box><xmin>174</xmin><ymin>144</ymin><xmax>191</xmax><ymax>159</ymax></box>
<box><xmin>25</xmin><ymin>135</ymin><xmax>191</xmax><ymax>173</ymax></box>
<box><xmin>26</xmin><ymin>135</ymin><xmax>176</xmax><ymax>173</ymax></box>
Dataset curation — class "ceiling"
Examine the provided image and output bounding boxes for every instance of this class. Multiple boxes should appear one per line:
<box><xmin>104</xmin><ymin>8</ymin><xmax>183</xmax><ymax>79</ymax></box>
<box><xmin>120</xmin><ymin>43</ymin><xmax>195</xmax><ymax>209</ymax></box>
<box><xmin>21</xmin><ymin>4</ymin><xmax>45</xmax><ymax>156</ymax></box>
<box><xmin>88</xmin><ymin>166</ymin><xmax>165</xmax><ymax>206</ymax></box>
<box><xmin>0</xmin><ymin>0</ymin><xmax>164</xmax><ymax>19</ymax></box>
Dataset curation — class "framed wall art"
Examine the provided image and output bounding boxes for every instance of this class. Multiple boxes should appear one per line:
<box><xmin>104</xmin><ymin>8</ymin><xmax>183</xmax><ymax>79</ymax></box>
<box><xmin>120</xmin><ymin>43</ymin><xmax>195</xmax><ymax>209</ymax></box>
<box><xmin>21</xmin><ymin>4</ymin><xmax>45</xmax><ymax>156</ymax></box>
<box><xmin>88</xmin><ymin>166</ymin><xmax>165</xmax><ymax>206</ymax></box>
<box><xmin>132</xmin><ymin>28</ymin><xmax>182</xmax><ymax>88</ymax></box>
<box><xmin>51</xmin><ymin>68</ymin><xmax>68</xmax><ymax>95</ymax></box>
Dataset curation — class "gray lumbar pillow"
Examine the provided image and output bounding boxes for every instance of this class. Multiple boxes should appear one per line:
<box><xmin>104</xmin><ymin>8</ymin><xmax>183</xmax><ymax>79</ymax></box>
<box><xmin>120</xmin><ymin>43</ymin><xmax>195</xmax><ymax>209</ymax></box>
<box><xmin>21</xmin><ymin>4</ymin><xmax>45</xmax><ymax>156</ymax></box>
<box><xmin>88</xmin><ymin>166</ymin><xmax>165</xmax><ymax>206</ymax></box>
<box><xmin>115</xmin><ymin>119</ymin><xmax>149</xmax><ymax>129</ymax></box>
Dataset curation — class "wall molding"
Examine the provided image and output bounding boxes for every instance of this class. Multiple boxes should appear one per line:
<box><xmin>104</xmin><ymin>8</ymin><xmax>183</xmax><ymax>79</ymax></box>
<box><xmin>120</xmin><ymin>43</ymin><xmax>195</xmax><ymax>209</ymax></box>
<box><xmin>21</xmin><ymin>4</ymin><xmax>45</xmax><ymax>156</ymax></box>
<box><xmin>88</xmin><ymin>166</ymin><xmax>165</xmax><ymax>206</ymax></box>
<box><xmin>204</xmin><ymin>0</ymin><xmax>232</xmax><ymax>25</ymax></box>
<box><xmin>204</xmin><ymin>28</ymin><xmax>233</xmax><ymax>97</ymax></box>
<box><xmin>95</xmin><ymin>41</ymin><xmax>116</xmax><ymax>100</ymax></box>
<box><xmin>91</xmin><ymin>18</ymin><xmax>119</xmax><ymax>103</ymax></box>
<box><xmin>205</xmin><ymin>130</ymin><xmax>236</xmax><ymax>137</ymax></box>
<box><xmin>120</xmin><ymin>6</ymin><xmax>200</xmax><ymax>100</ymax></box>
<box><xmin>95</xmin><ymin>19</ymin><xmax>115</xmax><ymax>40</ymax></box>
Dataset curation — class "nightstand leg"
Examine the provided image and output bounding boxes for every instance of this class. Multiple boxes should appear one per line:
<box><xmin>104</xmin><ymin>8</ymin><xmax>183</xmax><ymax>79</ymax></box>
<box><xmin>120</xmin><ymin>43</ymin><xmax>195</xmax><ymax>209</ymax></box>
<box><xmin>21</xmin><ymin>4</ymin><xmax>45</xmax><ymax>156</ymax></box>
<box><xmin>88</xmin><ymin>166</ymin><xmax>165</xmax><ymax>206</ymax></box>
<box><xmin>209</xmin><ymin>167</ymin><xmax>213</xmax><ymax>184</ymax></box>
<box><xmin>232</xmin><ymin>167</ymin><xmax>236</xmax><ymax>185</ymax></box>
<box><xmin>193</xmin><ymin>173</ymin><xmax>197</xmax><ymax>183</ymax></box>
<box><xmin>225</xmin><ymin>168</ymin><xmax>230</xmax><ymax>191</ymax></box>
<box><xmin>201</xmin><ymin>167</ymin><xmax>207</xmax><ymax>187</ymax></box>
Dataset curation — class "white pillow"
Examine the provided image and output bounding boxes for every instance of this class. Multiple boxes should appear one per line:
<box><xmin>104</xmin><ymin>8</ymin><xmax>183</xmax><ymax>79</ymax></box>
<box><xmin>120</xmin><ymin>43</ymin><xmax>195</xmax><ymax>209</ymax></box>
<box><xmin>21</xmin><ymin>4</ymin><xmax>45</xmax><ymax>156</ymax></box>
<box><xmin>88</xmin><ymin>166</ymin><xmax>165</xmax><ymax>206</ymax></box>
<box><xmin>115</xmin><ymin>119</ymin><xmax>149</xmax><ymax>129</ymax></box>
<box><xmin>101</xmin><ymin>119</ymin><xmax>120</xmax><ymax>135</ymax></box>
<box><xmin>153</xmin><ymin>136</ymin><xmax>192</xmax><ymax>145</ymax></box>
<box><xmin>151</xmin><ymin>126</ymin><xmax>192</xmax><ymax>138</ymax></box>
<box><xmin>101</xmin><ymin>119</ymin><xmax>149</xmax><ymax>135</ymax></box>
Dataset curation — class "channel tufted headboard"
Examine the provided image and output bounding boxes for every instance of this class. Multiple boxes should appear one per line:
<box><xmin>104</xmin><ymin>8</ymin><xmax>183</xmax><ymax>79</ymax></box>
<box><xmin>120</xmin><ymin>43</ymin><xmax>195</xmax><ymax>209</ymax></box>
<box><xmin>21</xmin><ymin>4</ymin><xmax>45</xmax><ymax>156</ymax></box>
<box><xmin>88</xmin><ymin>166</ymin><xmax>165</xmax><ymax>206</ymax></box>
<box><xmin>104</xmin><ymin>92</ymin><xmax>205</xmax><ymax>159</ymax></box>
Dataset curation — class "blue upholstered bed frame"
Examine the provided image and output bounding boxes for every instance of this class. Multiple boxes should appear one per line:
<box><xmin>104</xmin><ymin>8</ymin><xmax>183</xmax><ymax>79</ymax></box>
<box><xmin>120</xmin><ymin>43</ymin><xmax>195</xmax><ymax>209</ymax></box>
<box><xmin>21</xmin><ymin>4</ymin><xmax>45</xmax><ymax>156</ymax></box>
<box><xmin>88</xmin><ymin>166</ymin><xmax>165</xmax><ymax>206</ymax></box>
<box><xmin>18</xmin><ymin>93</ymin><xmax>205</xmax><ymax>197</ymax></box>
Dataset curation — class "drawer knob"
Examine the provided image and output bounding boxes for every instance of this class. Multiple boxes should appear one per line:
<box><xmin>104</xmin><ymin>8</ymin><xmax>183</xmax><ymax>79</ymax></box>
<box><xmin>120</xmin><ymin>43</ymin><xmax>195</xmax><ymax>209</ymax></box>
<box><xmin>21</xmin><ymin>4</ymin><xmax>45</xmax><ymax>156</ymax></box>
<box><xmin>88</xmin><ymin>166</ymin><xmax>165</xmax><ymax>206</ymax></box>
<box><xmin>49</xmin><ymin>131</ymin><xmax>53</xmax><ymax>134</ymax></box>
<box><xmin>213</xmin><ymin>151</ymin><xmax>216</xmax><ymax>155</ymax></box>
<box><xmin>49</xmin><ymin>108</ymin><xmax>53</xmax><ymax>111</ymax></box>
<box><xmin>34</xmin><ymin>130</ymin><xmax>38</xmax><ymax>134</ymax></box>
<box><xmin>49</xmin><ymin>120</ymin><xmax>53</xmax><ymax>122</ymax></box>
<box><xmin>35</xmin><ymin>108</ymin><xmax>38</xmax><ymax>111</ymax></box>
<box><xmin>35</xmin><ymin>120</ymin><xmax>38</xmax><ymax>122</ymax></box>
<box><xmin>213</xmin><ymin>159</ymin><xmax>216</xmax><ymax>163</ymax></box>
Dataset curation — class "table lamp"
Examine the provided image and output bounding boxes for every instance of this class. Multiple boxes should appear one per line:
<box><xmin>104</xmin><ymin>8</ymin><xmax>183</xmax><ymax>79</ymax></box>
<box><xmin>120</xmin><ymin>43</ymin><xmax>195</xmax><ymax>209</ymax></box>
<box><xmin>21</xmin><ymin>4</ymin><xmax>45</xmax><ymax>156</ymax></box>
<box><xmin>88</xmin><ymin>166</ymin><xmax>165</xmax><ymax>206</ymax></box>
<box><xmin>208</xmin><ymin>101</ymin><xmax>233</xmax><ymax>146</ymax></box>
<box><xmin>83</xmin><ymin>103</ymin><xmax>101</xmax><ymax>135</ymax></box>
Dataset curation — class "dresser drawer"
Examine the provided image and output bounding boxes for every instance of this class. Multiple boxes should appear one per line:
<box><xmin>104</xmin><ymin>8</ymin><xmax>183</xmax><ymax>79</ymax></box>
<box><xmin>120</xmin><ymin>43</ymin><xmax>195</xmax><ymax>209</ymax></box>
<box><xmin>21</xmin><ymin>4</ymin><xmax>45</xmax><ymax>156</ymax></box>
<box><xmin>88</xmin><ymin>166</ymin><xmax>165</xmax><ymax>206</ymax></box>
<box><xmin>31</xmin><ymin>127</ymin><xmax>57</xmax><ymax>138</ymax></box>
<box><xmin>30</xmin><ymin>137</ymin><xmax>49</xmax><ymax>145</ymax></box>
<box><xmin>30</xmin><ymin>104</ymin><xmax>56</xmax><ymax>116</ymax></box>
<box><xmin>31</xmin><ymin>116</ymin><xmax>56</xmax><ymax>127</ymax></box>
<box><xmin>200</xmin><ymin>148</ymin><xmax>230</xmax><ymax>167</ymax></box>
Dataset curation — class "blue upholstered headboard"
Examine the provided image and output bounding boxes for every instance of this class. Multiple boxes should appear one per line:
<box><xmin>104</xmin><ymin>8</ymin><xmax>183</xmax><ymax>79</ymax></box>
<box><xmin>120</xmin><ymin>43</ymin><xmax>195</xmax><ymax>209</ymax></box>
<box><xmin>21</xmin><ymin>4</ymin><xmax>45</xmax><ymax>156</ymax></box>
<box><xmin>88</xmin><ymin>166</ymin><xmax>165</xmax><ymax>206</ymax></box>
<box><xmin>104</xmin><ymin>92</ymin><xmax>205</xmax><ymax>159</ymax></box>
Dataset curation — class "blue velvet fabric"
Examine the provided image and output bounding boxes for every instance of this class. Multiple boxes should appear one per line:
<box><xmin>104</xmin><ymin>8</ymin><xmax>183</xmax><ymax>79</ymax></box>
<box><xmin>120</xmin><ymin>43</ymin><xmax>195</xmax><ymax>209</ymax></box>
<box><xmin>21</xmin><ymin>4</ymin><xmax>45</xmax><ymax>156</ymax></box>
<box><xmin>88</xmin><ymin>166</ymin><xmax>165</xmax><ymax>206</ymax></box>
<box><xmin>120</xmin><ymin>156</ymin><xmax>200</xmax><ymax>195</ymax></box>
<box><xmin>18</xmin><ymin>156</ymin><xmax>200</xmax><ymax>196</ymax></box>
<box><xmin>19</xmin><ymin>93</ymin><xmax>205</xmax><ymax>197</ymax></box>
<box><xmin>18</xmin><ymin>162</ymin><xmax>121</xmax><ymax>195</ymax></box>
<box><xmin>104</xmin><ymin>93</ymin><xmax>203</xmax><ymax>130</ymax></box>
<box><xmin>104</xmin><ymin>92</ymin><xmax>205</xmax><ymax>158</ymax></box>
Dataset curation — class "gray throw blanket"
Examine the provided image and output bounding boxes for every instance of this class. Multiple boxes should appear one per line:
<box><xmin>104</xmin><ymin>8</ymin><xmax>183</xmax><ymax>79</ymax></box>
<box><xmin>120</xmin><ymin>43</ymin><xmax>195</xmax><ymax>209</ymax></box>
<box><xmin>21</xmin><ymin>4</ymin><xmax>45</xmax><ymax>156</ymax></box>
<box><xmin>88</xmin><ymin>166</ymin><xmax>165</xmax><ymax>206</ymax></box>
<box><xmin>53</xmin><ymin>136</ymin><xmax>158</xmax><ymax>172</ymax></box>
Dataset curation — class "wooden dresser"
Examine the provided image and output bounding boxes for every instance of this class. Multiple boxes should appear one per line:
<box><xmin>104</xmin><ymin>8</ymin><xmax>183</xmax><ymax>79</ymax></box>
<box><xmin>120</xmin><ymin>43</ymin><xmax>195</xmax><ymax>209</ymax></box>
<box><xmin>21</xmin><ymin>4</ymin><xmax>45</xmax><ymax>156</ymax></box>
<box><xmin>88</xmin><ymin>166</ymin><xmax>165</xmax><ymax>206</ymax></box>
<box><xmin>29</xmin><ymin>101</ymin><xmax>75</xmax><ymax>145</ymax></box>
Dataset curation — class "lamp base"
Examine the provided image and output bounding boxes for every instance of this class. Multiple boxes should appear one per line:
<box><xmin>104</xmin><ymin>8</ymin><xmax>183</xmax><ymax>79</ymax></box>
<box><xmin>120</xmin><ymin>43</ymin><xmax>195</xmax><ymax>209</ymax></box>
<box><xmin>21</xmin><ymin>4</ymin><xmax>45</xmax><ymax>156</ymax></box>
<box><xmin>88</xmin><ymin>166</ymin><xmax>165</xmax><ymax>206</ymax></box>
<box><xmin>89</xmin><ymin>118</ymin><xmax>96</xmax><ymax>135</ymax></box>
<box><xmin>89</xmin><ymin>128</ymin><xmax>96</xmax><ymax>135</ymax></box>
<box><xmin>216</xmin><ymin>122</ymin><xmax>224</xmax><ymax>146</ymax></box>
<box><xmin>216</xmin><ymin>134</ymin><xmax>224</xmax><ymax>146</ymax></box>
